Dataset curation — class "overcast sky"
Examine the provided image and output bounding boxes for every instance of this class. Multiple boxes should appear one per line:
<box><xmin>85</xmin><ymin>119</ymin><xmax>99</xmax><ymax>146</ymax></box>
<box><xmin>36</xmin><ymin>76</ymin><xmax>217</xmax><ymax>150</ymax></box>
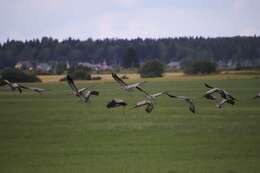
<box><xmin>0</xmin><ymin>0</ymin><xmax>259</xmax><ymax>43</ymax></box>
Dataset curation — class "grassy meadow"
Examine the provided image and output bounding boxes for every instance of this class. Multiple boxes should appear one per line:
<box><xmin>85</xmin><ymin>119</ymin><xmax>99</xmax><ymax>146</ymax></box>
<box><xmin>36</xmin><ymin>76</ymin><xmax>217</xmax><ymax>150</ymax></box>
<box><xmin>0</xmin><ymin>73</ymin><xmax>260</xmax><ymax>173</ymax></box>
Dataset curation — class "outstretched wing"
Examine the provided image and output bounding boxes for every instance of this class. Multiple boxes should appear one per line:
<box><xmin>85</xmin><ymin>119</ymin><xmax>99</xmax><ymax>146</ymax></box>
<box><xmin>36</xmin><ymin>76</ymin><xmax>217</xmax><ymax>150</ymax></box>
<box><xmin>133</xmin><ymin>100</ymin><xmax>147</xmax><ymax>108</ymax></box>
<box><xmin>226</xmin><ymin>92</ymin><xmax>237</xmax><ymax>101</ymax></box>
<box><xmin>151</xmin><ymin>91</ymin><xmax>167</xmax><ymax>98</ymax></box>
<box><xmin>112</xmin><ymin>73</ymin><xmax>127</xmax><ymax>86</ymax></box>
<box><xmin>204</xmin><ymin>83</ymin><xmax>214</xmax><ymax>89</ymax></box>
<box><xmin>78</xmin><ymin>88</ymin><xmax>88</xmax><ymax>94</ymax></box>
<box><xmin>166</xmin><ymin>93</ymin><xmax>177</xmax><ymax>98</ymax></box>
<box><xmin>1</xmin><ymin>80</ymin><xmax>11</xmax><ymax>87</ymax></box>
<box><xmin>205</xmin><ymin>88</ymin><xmax>219</xmax><ymax>95</ymax></box>
<box><xmin>3</xmin><ymin>80</ymin><xmax>11</xmax><ymax>84</ymax></box>
<box><xmin>66</xmin><ymin>75</ymin><xmax>79</xmax><ymax>94</ymax></box>
<box><xmin>29</xmin><ymin>87</ymin><xmax>48</xmax><ymax>93</ymax></box>
<box><xmin>167</xmin><ymin>94</ymin><xmax>195</xmax><ymax>113</ymax></box>
<box><xmin>136</xmin><ymin>86</ymin><xmax>150</xmax><ymax>95</ymax></box>
<box><xmin>0</xmin><ymin>80</ymin><xmax>7</xmax><ymax>87</ymax></box>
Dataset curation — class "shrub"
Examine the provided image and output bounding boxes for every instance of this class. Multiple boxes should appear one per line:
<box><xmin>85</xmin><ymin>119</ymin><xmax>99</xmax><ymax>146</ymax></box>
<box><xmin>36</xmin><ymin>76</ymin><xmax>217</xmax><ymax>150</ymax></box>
<box><xmin>69</xmin><ymin>69</ymin><xmax>91</xmax><ymax>80</ymax></box>
<box><xmin>121</xmin><ymin>75</ymin><xmax>129</xmax><ymax>79</ymax></box>
<box><xmin>55</xmin><ymin>62</ymin><xmax>67</xmax><ymax>75</ymax></box>
<box><xmin>181</xmin><ymin>59</ymin><xmax>217</xmax><ymax>74</ymax></box>
<box><xmin>139</xmin><ymin>60</ymin><xmax>164</xmax><ymax>78</ymax></box>
<box><xmin>0</xmin><ymin>68</ymin><xmax>41</xmax><ymax>82</ymax></box>
<box><xmin>91</xmin><ymin>76</ymin><xmax>102</xmax><ymax>80</ymax></box>
<box><xmin>67</xmin><ymin>66</ymin><xmax>92</xmax><ymax>80</ymax></box>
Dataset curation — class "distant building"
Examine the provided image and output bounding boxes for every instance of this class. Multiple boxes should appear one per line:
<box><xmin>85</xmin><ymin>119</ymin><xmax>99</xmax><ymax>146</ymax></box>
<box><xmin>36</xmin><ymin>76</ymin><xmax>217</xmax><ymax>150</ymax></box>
<box><xmin>36</xmin><ymin>63</ymin><xmax>52</xmax><ymax>73</ymax></box>
<box><xmin>66</xmin><ymin>61</ymin><xmax>70</xmax><ymax>69</ymax></box>
<box><xmin>78</xmin><ymin>60</ymin><xmax>112</xmax><ymax>70</ymax></box>
<box><xmin>14</xmin><ymin>61</ymin><xmax>33</xmax><ymax>70</ymax></box>
<box><xmin>78</xmin><ymin>62</ymin><xmax>97</xmax><ymax>70</ymax></box>
<box><xmin>98</xmin><ymin>60</ymin><xmax>112</xmax><ymax>70</ymax></box>
<box><xmin>167</xmin><ymin>61</ymin><xmax>180</xmax><ymax>69</ymax></box>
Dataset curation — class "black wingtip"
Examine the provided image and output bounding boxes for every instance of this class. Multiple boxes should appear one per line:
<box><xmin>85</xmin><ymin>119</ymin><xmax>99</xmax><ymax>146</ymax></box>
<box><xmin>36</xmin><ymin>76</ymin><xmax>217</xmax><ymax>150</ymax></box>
<box><xmin>166</xmin><ymin>93</ymin><xmax>177</xmax><ymax>98</ymax></box>
<box><xmin>66</xmin><ymin>74</ymin><xmax>73</xmax><ymax>81</ymax></box>
<box><xmin>111</xmin><ymin>72</ymin><xmax>118</xmax><ymax>79</ymax></box>
<box><xmin>204</xmin><ymin>83</ymin><xmax>213</xmax><ymax>89</ymax></box>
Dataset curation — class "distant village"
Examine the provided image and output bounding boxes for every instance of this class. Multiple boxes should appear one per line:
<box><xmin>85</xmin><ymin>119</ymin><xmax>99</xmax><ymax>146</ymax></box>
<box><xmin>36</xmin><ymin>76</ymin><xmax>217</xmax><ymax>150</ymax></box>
<box><xmin>14</xmin><ymin>60</ymin><xmax>113</xmax><ymax>74</ymax></box>
<box><xmin>14</xmin><ymin>58</ymin><xmax>260</xmax><ymax>74</ymax></box>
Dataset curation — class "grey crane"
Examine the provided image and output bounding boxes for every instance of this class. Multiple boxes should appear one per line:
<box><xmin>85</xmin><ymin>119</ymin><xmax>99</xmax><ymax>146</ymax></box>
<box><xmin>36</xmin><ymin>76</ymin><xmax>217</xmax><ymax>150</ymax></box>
<box><xmin>66</xmin><ymin>75</ymin><xmax>88</xmax><ymax>97</ymax></box>
<box><xmin>132</xmin><ymin>99</ymin><xmax>154</xmax><ymax>113</ymax></box>
<box><xmin>0</xmin><ymin>80</ymin><xmax>28</xmax><ymax>93</ymax></box>
<box><xmin>106</xmin><ymin>99</ymin><xmax>127</xmax><ymax>108</ymax></box>
<box><xmin>204</xmin><ymin>83</ymin><xmax>237</xmax><ymax>108</ymax></box>
<box><xmin>204</xmin><ymin>83</ymin><xmax>237</xmax><ymax>101</ymax></box>
<box><xmin>166</xmin><ymin>93</ymin><xmax>196</xmax><ymax>113</ymax></box>
<box><xmin>112</xmin><ymin>73</ymin><xmax>145</xmax><ymax>93</ymax></box>
<box><xmin>66</xmin><ymin>75</ymin><xmax>99</xmax><ymax>103</ymax></box>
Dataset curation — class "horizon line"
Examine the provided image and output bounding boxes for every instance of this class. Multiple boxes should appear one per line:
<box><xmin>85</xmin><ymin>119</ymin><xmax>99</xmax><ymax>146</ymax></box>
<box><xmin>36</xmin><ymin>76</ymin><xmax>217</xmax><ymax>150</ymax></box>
<box><xmin>1</xmin><ymin>34</ymin><xmax>259</xmax><ymax>44</ymax></box>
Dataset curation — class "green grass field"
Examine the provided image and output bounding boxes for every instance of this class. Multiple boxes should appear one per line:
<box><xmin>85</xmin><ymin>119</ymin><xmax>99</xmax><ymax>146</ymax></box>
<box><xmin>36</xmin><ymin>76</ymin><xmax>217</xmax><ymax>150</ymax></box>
<box><xmin>0</xmin><ymin>77</ymin><xmax>260</xmax><ymax>173</ymax></box>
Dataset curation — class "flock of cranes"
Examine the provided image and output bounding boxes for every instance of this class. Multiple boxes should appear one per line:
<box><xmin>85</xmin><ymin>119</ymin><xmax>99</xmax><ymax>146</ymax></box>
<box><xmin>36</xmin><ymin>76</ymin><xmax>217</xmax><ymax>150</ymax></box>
<box><xmin>1</xmin><ymin>73</ymin><xmax>259</xmax><ymax>114</ymax></box>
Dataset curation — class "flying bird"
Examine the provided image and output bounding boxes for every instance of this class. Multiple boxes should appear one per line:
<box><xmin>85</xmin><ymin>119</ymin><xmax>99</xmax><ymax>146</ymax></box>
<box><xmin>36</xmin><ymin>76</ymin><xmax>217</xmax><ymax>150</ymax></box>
<box><xmin>166</xmin><ymin>93</ymin><xmax>196</xmax><ymax>113</ymax></box>
<box><xmin>132</xmin><ymin>99</ymin><xmax>154</xmax><ymax>113</ymax></box>
<box><xmin>112</xmin><ymin>73</ymin><xmax>146</xmax><ymax>93</ymax></box>
<box><xmin>80</xmin><ymin>90</ymin><xmax>99</xmax><ymax>103</ymax></box>
<box><xmin>66</xmin><ymin>75</ymin><xmax>99</xmax><ymax>103</ymax></box>
<box><xmin>106</xmin><ymin>99</ymin><xmax>127</xmax><ymax>108</ymax></box>
<box><xmin>66</xmin><ymin>75</ymin><xmax>87</xmax><ymax>96</ymax></box>
<box><xmin>0</xmin><ymin>80</ymin><xmax>28</xmax><ymax>93</ymax></box>
<box><xmin>204</xmin><ymin>83</ymin><xmax>237</xmax><ymax>101</ymax></box>
<box><xmin>27</xmin><ymin>87</ymin><xmax>48</xmax><ymax>94</ymax></box>
<box><xmin>204</xmin><ymin>83</ymin><xmax>237</xmax><ymax>108</ymax></box>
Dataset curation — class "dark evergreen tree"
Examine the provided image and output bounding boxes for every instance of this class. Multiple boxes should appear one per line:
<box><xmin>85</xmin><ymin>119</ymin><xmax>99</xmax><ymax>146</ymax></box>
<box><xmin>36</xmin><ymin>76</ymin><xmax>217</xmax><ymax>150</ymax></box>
<box><xmin>122</xmin><ymin>47</ymin><xmax>139</xmax><ymax>68</ymax></box>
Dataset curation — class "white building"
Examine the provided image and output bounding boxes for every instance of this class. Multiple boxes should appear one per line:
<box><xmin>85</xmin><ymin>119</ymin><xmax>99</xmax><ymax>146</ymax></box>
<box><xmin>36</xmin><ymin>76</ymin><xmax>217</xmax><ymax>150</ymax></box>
<box><xmin>167</xmin><ymin>61</ymin><xmax>180</xmax><ymax>69</ymax></box>
<box><xmin>36</xmin><ymin>63</ymin><xmax>52</xmax><ymax>72</ymax></box>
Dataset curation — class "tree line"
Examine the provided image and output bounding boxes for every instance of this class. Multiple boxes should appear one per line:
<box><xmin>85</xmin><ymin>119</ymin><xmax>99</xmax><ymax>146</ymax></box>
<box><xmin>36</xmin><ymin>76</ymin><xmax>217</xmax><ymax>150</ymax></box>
<box><xmin>0</xmin><ymin>36</ymin><xmax>260</xmax><ymax>69</ymax></box>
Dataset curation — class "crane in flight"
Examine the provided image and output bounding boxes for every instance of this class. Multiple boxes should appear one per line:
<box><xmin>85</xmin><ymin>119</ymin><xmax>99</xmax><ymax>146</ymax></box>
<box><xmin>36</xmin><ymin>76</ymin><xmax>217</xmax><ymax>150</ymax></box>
<box><xmin>0</xmin><ymin>80</ymin><xmax>28</xmax><ymax>93</ymax></box>
<box><xmin>112</xmin><ymin>73</ymin><xmax>146</xmax><ymax>93</ymax></box>
<box><xmin>132</xmin><ymin>99</ymin><xmax>154</xmax><ymax>113</ymax></box>
<box><xmin>106</xmin><ymin>99</ymin><xmax>127</xmax><ymax>108</ymax></box>
<box><xmin>203</xmin><ymin>83</ymin><xmax>237</xmax><ymax>108</ymax></box>
<box><xmin>66</xmin><ymin>75</ymin><xmax>99</xmax><ymax>103</ymax></box>
<box><xmin>166</xmin><ymin>93</ymin><xmax>196</xmax><ymax>113</ymax></box>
